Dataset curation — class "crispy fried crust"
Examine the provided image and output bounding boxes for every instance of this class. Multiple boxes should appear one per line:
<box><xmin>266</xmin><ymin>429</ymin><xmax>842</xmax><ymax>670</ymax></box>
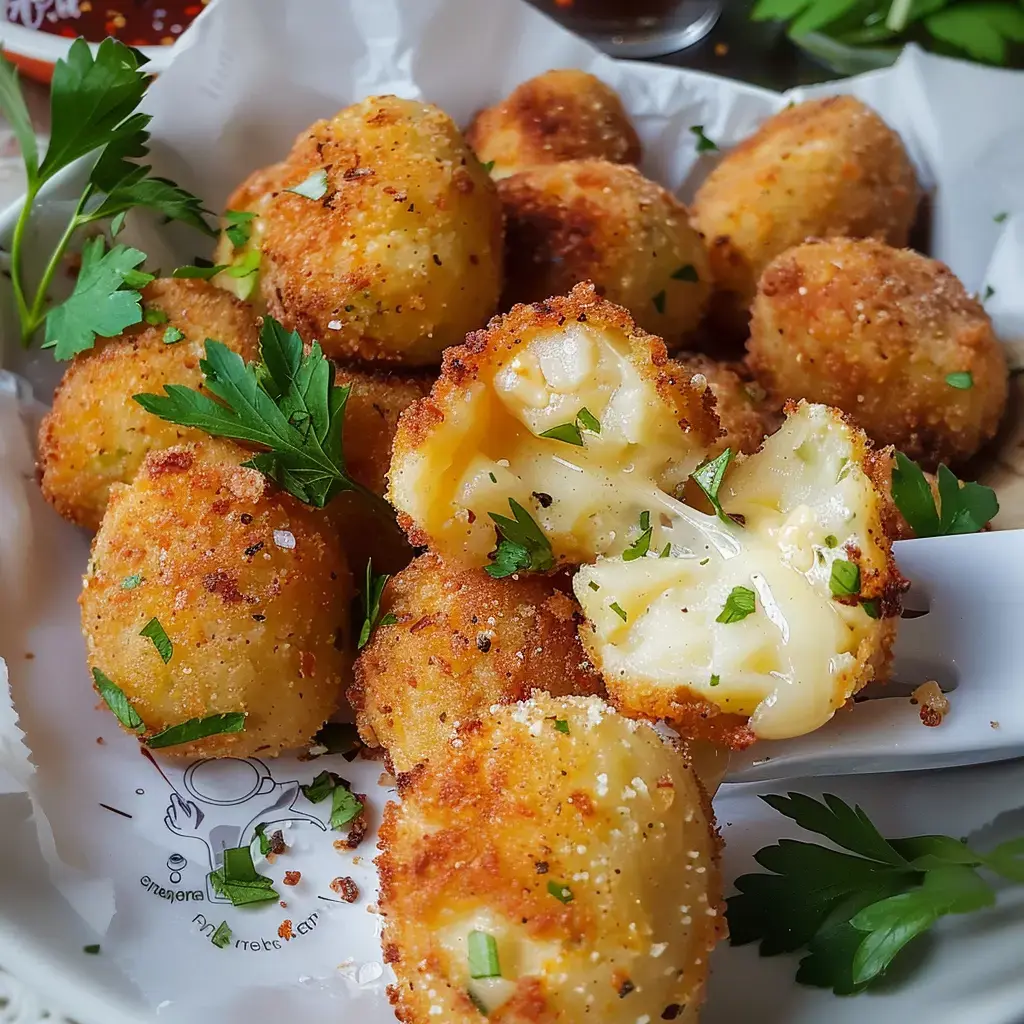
<box><xmin>252</xmin><ymin>95</ymin><xmax>503</xmax><ymax>365</ymax></box>
<box><xmin>747</xmin><ymin>237</ymin><xmax>1008</xmax><ymax>469</ymax></box>
<box><xmin>349</xmin><ymin>553</ymin><xmax>604</xmax><ymax>773</ymax></box>
<box><xmin>390</xmin><ymin>282</ymin><xmax>720</xmax><ymax>555</ymax></box>
<box><xmin>499</xmin><ymin>160</ymin><xmax>712</xmax><ymax>346</ymax></box>
<box><xmin>692</xmin><ymin>96</ymin><xmax>919</xmax><ymax>315</ymax></box>
<box><xmin>37</xmin><ymin>279</ymin><xmax>259</xmax><ymax>531</ymax></box>
<box><xmin>466</xmin><ymin>69</ymin><xmax>641</xmax><ymax>179</ymax></box>
<box><xmin>80</xmin><ymin>439</ymin><xmax>353</xmax><ymax>757</ymax></box>
<box><xmin>377</xmin><ymin>695</ymin><xmax>724</xmax><ymax>1024</ymax></box>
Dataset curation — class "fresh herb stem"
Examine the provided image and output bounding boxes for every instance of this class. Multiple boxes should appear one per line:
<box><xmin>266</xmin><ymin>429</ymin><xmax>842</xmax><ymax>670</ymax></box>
<box><xmin>9</xmin><ymin>178</ymin><xmax>38</xmax><ymax>339</ymax></box>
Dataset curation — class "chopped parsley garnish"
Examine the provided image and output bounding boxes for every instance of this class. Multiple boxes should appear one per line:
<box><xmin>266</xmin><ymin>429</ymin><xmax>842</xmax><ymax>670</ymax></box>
<box><xmin>143</xmin><ymin>307</ymin><xmax>168</xmax><ymax>325</ymax></box>
<box><xmin>172</xmin><ymin>260</ymin><xmax>228</xmax><ymax>280</ymax></box>
<box><xmin>139</xmin><ymin>617</ymin><xmax>173</xmax><ymax>663</ymax></box>
<box><xmin>861</xmin><ymin>599</ymin><xmax>881</xmax><ymax>619</ymax></box>
<box><xmin>0</xmin><ymin>39</ymin><xmax>213</xmax><ymax>349</ymax></box>
<box><xmin>300</xmin><ymin>770</ymin><xmax>364</xmax><ymax>830</ymax></box>
<box><xmin>120</xmin><ymin>572</ymin><xmax>143</xmax><ymax>590</ymax></box>
<box><xmin>83</xmin><ymin>944</ymin><xmax>100</xmax><ymax>954</ymax></box>
<box><xmin>485</xmin><ymin>498</ymin><xmax>555</xmax><ymax>578</ymax></box>
<box><xmin>983</xmin><ymin>285</ymin><xmax>995</xmax><ymax>301</ymax></box>
<box><xmin>588</xmin><ymin>580</ymin><xmax>600</xmax><ymax>591</ymax></box>
<box><xmin>994</xmin><ymin>211</ymin><xmax>1008</xmax><ymax>223</ymax></box>
<box><xmin>313</xmin><ymin>722</ymin><xmax>363</xmax><ymax>758</ymax></box>
<box><xmin>468</xmin><ymin>931</ymin><xmax>502</xmax><ymax>979</ymax></box>
<box><xmin>891</xmin><ymin>452</ymin><xmax>997</xmax><ymax>538</ymax></box>
<box><xmin>553</xmin><ymin>719</ymin><xmax>570</xmax><ymax>734</ymax></box>
<box><xmin>710</xmin><ymin>673</ymin><xmax>721</xmax><ymax>687</ymax></box>
<box><xmin>358</xmin><ymin>559</ymin><xmax>397</xmax><ymax>649</ymax></box>
<box><xmin>691</xmin><ymin>448</ymin><xmax>742</xmax><ymax>527</ymax></box>
<box><xmin>92</xmin><ymin>668</ymin><xmax>143</xmax><ymax>733</ymax></box>
<box><xmin>481</xmin><ymin>160</ymin><xmax>495</xmax><ymax>173</ymax></box>
<box><xmin>690</xmin><ymin>125</ymin><xmax>719</xmax><ymax>152</ymax></box>
<box><xmin>539</xmin><ymin>407</ymin><xmax>602</xmax><ymax>447</ymax></box>
<box><xmin>622</xmin><ymin>510</ymin><xmax>653</xmax><ymax>561</ymax></box>
<box><xmin>652</xmin><ymin>289</ymin><xmax>667</xmax><ymax>314</ymax></box>
<box><xmin>824</xmin><ymin>535</ymin><xmax>838</xmax><ymax>548</ymax></box>
<box><xmin>610</xmin><ymin>601</ymin><xmax>628</xmax><ymax>622</ymax></box>
<box><xmin>224</xmin><ymin>209</ymin><xmax>256</xmax><ymax>249</ymax></box>
<box><xmin>829</xmin><ymin>559</ymin><xmax>860</xmax><ymax>598</ymax></box>
<box><xmin>717</xmin><ymin>585</ymin><xmax>756</xmax><ymax>623</ymax></box>
<box><xmin>671</xmin><ymin>263</ymin><xmax>699</xmax><ymax>282</ymax></box>
<box><xmin>286</xmin><ymin>168</ymin><xmax>329</xmax><ymax>201</ymax></box>
<box><xmin>488</xmin><ymin>471</ymin><xmax>497</xmax><ymax>483</ymax></box>
<box><xmin>945</xmin><ymin>371</ymin><xmax>973</xmax><ymax>389</ymax></box>
<box><xmin>547</xmin><ymin>881</ymin><xmax>574</xmax><ymax>904</ymax></box>
<box><xmin>253</xmin><ymin>822</ymin><xmax>272</xmax><ymax>856</ymax></box>
<box><xmin>146</xmin><ymin>712</ymin><xmax>246</xmax><ymax>749</ymax></box>
<box><xmin>163</xmin><ymin>325</ymin><xmax>185</xmax><ymax>345</ymax></box>
<box><xmin>136</xmin><ymin>317</ymin><xmax>371</xmax><ymax>509</ymax></box>
<box><xmin>209</xmin><ymin>844</ymin><xmax>278</xmax><ymax>907</ymax></box>
<box><xmin>660</xmin><ymin>543</ymin><xmax>672</xmax><ymax>558</ymax></box>
<box><xmin>728</xmin><ymin>792</ymin><xmax>1024</xmax><ymax>993</ymax></box>
<box><xmin>211</xmin><ymin>921</ymin><xmax>232</xmax><ymax>949</ymax></box>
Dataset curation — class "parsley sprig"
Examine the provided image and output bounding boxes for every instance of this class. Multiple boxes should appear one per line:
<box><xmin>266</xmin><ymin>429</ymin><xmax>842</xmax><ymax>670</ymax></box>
<box><xmin>0</xmin><ymin>39</ymin><xmax>213</xmax><ymax>349</ymax></box>
<box><xmin>485</xmin><ymin>499</ymin><xmax>555</xmax><ymax>578</ymax></box>
<box><xmin>358</xmin><ymin>559</ymin><xmax>397</xmax><ymax>649</ymax></box>
<box><xmin>691</xmin><ymin>448</ymin><xmax>743</xmax><ymax>527</ymax></box>
<box><xmin>136</xmin><ymin>317</ymin><xmax>378</xmax><ymax>509</ymax></box>
<box><xmin>728</xmin><ymin>793</ymin><xmax>1024</xmax><ymax>993</ymax></box>
<box><xmin>891</xmin><ymin>452</ymin><xmax>998</xmax><ymax>537</ymax></box>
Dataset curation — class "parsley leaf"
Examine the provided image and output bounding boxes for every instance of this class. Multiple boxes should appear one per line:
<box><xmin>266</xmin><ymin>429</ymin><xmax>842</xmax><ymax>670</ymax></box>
<box><xmin>717</xmin><ymin>585</ymin><xmax>756</xmax><ymax>623</ymax></box>
<box><xmin>224</xmin><ymin>209</ymin><xmax>256</xmax><ymax>249</ymax></box>
<box><xmin>253</xmin><ymin>822</ymin><xmax>271</xmax><ymax>857</ymax></box>
<box><xmin>692</xmin><ymin>448</ymin><xmax>742</xmax><ymax>527</ymax></box>
<box><xmin>728</xmin><ymin>793</ymin><xmax>1019</xmax><ymax>993</ymax></box>
<box><xmin>358</xmin><ymin>559</ymin><xmax>396</xmax><ymax>649</ymax></box>
<box><xmin>42</xmin><ymin>238</ymin><xmax>151</xmax><ymax>360</ymax></box>
<box><xmin>945</xmin><ymin>371</ymin><xmax>973</xmax><ymax>389</ymax></box>
<box><xmin>468</xmin><ymin>930</ymin><xmax>501</xmax><ymax>978</ymax></box>
<box><xmin>286</xmin><ymin>169</ymin><xmax>329</xmax><ymax>200</ymax></box>
<box><xmin>300</xmin><ymin>770</ymin><xmax>363</xmax><ymax>830</ymax></box>
<box><xmin>609</xmin><ymin>601</ymin><xmax>628</xmax><ymax>622</ymax></box>
<box><xmin>209</xmin><ymin>844</ymin><xmax>278</xmax><ymax>907</ymax></box>
<box><xmin>576</xmin><ymin>407</ymin><xmax>601</xmax><ymax>434</ymax></box>
<box><xmin>143</xmin><ymin>307</ymin><xmax>168</xmax><ymax>325</ymax></box>
<box><xmin>652</xmin><ymin>289</ymin><xmax>667</xmax><ymax>314</ymax></box>
<box><xmin>891</xmin><ymin>452</ymin><xmax>996</xmax><ymax>537</ymax></box>
<box><xmin>994</xmin><ymin>211</ymin><xmax>1009</xmax><ymax>223</ymax></box>
<box><xmin>211</xmin><ymin>921</ymin><xmax>232</xmax><ymax>949</ymax></box>
<box><xmin>135</xmin><ymin>317</ymin><xmax>367</xmax><ymax>508</ymax></box>
<box><xmin>163</xmin><ymin>325</ymin><xmax>185</xmax><ymax>345</ymax></box>
<box><xmin>553</xmin><ymin>718</ymin><xmax>570</xmax><ymax>734</ymax></box>
<box><xmin>622</xmin><ymin>510</ymin><xmax>653</xmax><ymax>561</ymax></box>
<box><xmin>485</xmin><ymin>499</ymin><xmax>555</xmax><ymax>578</ymax></box>
<box><xmin>829</xmin><ymin>559</ymin><xmax>860</xmax><ymax>598</ymax></box>
<box><xmin>690</xmin><ymin>125</ymin><xmax>719</xmax><ymax>152</ymax></box>
<box><xmin>83</xmin><ymin>944</ymin><xmax>101</xmax><ymax>954</ymax></box>
<box><xmin>172</xmin><ymin>261</ymin><xmax>229</xmax><ymax>280</ymax></box>
<box><xmin>120</xmin><ymin>572</ymin><xmax>143</xmax><ymax>590</ymax></box>
<box><xmin>539</xmin><ymin>407</ymin><xmax>602</xmax><ymax>446</ymax></box>
<box><xmin>547</xmin><ymin>881</ymin><xmax>574</xmax><ymax>904</ymax></box>
<box><xmin>139</xmin><ymin>616</ymin><xmax>173</xmax><ymax>663</ymax></box>
<box><xmin>92</xmin><ymin>668</ymin><xmax>144</xmax><ymax>733</ymax></box>
<box><xmin>671</xmin><ymin>263</ymin><xmax>700</xmax><ymax>282</ymax></box>
<box><xmin>145</xmin><ymin>712</ymin><xmax>246</xmax><ymax>749</ymax></box>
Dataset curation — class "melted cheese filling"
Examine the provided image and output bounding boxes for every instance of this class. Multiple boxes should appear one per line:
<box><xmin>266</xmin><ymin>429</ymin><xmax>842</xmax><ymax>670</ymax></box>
<box><xmin>575</xmin><ymin>405</ymin><xmax>883</xmax><ymax>740</ymax></box>
<box><xmin>389</xmin><ymin>321</ymin><xmax>706</xmax><ymax>564</ymax></box>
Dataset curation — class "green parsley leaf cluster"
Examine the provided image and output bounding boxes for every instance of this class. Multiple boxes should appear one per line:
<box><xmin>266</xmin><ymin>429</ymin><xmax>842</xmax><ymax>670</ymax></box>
<box><xmin>358</xmin><ymin>559</ymin><xmax>398</xmax><ymax>649</ymax></box>
<box><xmin>209</xmin><ymin>844</ymin><xmax>278</xmax><ymax>907</ymax></box>
<box><xmin>300</xmin><ymin>770</ymin><xmax>364</xmax><ymax>831</ymax></box>
<box><xmin>485</xmin><ymin>498</ymin><xmax>556</xmax><ymax>578</ymax></box>
<box><xmin>891</xmin><ymin>452</ymin><xmax>998</xmax><ymax>538</ymax></box>
<box><xmin>727</xmin><ymin>793</ymin><xmax>1024</xmax><ymax>993</ymax></box>
<box><xmin>691</xmin><ymin>448</ymin><xmax>743</xmax><ymax>527</ymax></box>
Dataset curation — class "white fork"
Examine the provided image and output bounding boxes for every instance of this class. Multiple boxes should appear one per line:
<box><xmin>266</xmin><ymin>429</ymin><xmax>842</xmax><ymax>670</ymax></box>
<box><xmin>726</xmin><ymin>530</ymin><xmax>1024</xmax><ymax>782</ymax></box>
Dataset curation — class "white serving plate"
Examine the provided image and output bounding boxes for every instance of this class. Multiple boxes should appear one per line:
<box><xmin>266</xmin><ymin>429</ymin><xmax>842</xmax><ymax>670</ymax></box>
<box><xmin>3</xmin><ymin>1</ymin><xmax>1024</xmax><ymax>1022</ymax></box>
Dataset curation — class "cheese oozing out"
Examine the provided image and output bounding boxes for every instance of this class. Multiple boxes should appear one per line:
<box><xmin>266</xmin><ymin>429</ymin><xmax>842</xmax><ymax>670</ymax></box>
<box><xmin>574</xmin><ymin>403</ymin><xmax>892</xmax><ymax>741</ymax></box>
<box><xmin>389</xmin><ymin>319</ymin><xmax>709</xmax><ymax>565</ymax></box>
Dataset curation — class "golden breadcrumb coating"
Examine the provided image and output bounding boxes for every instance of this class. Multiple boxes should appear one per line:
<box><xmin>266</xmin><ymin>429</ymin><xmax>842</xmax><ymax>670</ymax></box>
<box><xmin>500</xmin><ymin>160</ymin><xmax>712</xmax><ymax>347</ymax></box>
<box><xmin>378</xmin><ymin>694</ymin><xmax>723</xmax><ymax>1024</ymax></box>
<box><xmin>80</xmin><ymin>439</ymin><xmax>353</xmax><ymax>758</ymax></box>
<box><xmin>692</xmin><ymin>96</ymin><xmax>918</xmax><ymax>316</ymax></box>
<box><xmin>575</xmin><ymin>402</ymin><xmax>903</xmax><ymax>749</ymax></box>
<box><xmin>253</xmin><ymin>95</ymin><xmax>503</xmax><ymax>365</ymax></box>
<box><xmin>37</xmin><ymin>278</ymin><xmax>259</xmax><ymax>531</ymax></box>
<box><xmin>747</xmin><ymin>237</ymin><xmax>1008</xmax><ymax>469</ymax></box>
<box><xmin>349</xmin><ymin>553</ymin><xmax>604</xmax><ymax>773</ymax></box>
<box><xmin>388</xmin><ymin>283</ymin><xmax>719</xmax><ymax>567</ymax></box>
<box><xmin>466</xmin><ymin>69</ymin><xmax>641</xmax><ymax>179</ymax></box>
<box><xmin>673</xmin><ymin>354</ymin><xmax>780</xmax><ymax>456</ymax></box>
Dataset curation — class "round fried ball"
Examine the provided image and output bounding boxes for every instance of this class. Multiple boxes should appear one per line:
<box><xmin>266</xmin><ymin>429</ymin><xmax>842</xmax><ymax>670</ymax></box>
<box><xmin>747</xmin><ymin>237</ymin><xmax>1008</xmax><ymax>468</ymax></box>
<box><xmin>349</xmin><ymin>553</ymin><xmax>604</xmax><ymax>773</ymax></box>
<box><xmin>692</xmin><ymin>96</ymin><xmax>919</xmax><ymax>315</ymax></box>
<box><xmin>466</xmin><ymin>69</ymin><xmax>641</xmax><ymax>179</ymax></box>
<box><xmin>674</xmin><ymin>353</ymin><xmax>780</xmax><ymax>456</ymax></box>
<box><xmin>500</xmin><ymin>160</ymin><xmax>712</xmax><ymax>347</ymax></box>
<box><xmin>38</xmin><ymin>279</ymin><xmax>259</xmax><ymax>531</ymax></box>
<box><xmin>81</xmin><ymin>439</ymin><xmax>353</xmax><ymax>758</ymax></box>
<box><xmin>255</xmin><ymin>95</ymin><xmax>503</xmax><ymax>365</ymax></box>
<box><xmin>378</xmin><ymin>694</ymin><xmax>723</xmax><ymax>1024</ymax></box>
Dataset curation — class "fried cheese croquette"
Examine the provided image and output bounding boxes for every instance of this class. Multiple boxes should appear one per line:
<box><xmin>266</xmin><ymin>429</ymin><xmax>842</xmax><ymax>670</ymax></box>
<box><xmin>377</xmin><ymin>694</ymin><xmax>723</xmax><ymax>1024</ymax></box>
<box><xmin>574</xmin><ymin>402</ymin><xmax>902</xmax><ymax>748</ymax></box>
<box><xmin>674</xmin><ymin>354</ymin><xmax>780</xmax><ymax>456</ymax></box>
<box><xmin>388</xmin><ymin>283</ymin><xmax>719</xmax><ymax>568</ymax></box>
<box><xmin>466</xmin><ymin>69</ymin><xmax>641</xmax><ymax>179</ymax></box>
<box><xmin>37</xmin><ymin>278</ymin><xmax>259</xmax><ymax>531</ymax></box>
<box><xmin>747</xmin><ymin>237</ymin><xmax>1008</xmax><ymax>469</ymax></box>
<box><xmin>252</xmin><ymin>95</ymin><xmax>503</xmax><ymax>365</ymax></box>
<box><xmin>349</xmin><ymin>553</ymin><xmax>604</xmax><ymax>773</ymax></box>
<box><xmin>692</xmin><ymin>96</ymin><xmax>919</xmax><ymax>315</ymax></box>
<box><xmin>500</xmin><ymin>160</ymin><xmax>712</xmax><ymax>347</ymax></box>
<box><xmin>80</xmin><ymin>439</ymin><xmax>353</xmax><ymax>758</ymax></box>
